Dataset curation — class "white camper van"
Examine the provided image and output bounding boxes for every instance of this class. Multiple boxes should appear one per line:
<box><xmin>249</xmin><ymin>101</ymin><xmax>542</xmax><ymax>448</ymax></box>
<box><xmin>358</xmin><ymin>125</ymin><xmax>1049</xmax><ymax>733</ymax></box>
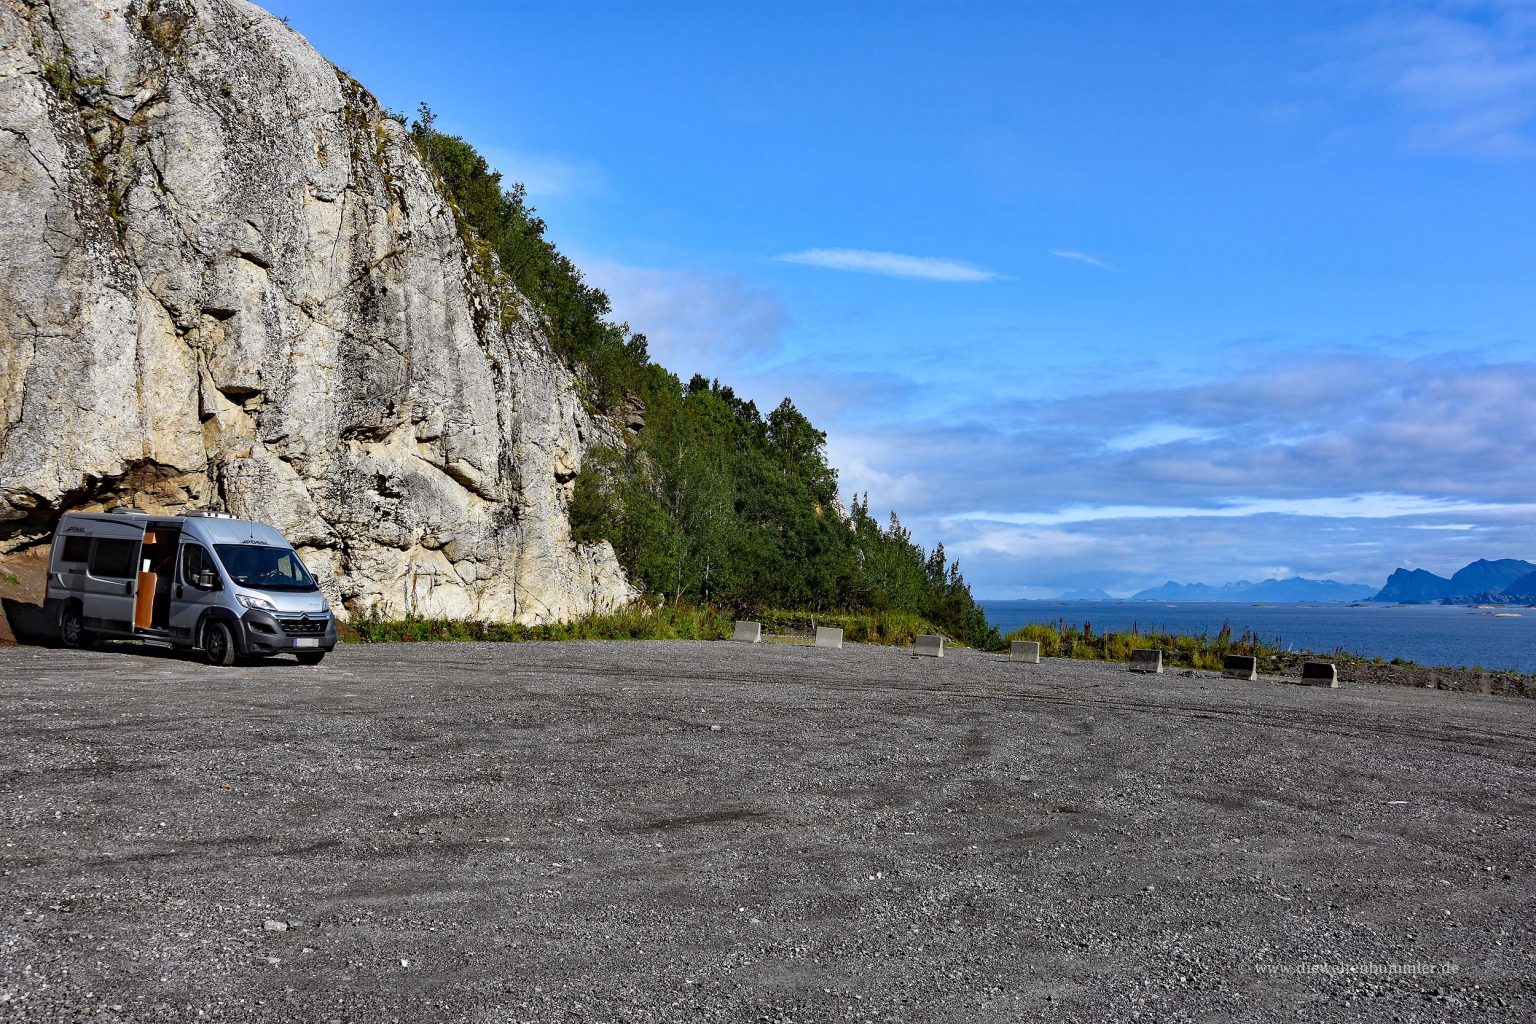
<box><xmin>43</xmin><ymin>510</ymin><xmax>336</xmax><ymax>665</ymax></box>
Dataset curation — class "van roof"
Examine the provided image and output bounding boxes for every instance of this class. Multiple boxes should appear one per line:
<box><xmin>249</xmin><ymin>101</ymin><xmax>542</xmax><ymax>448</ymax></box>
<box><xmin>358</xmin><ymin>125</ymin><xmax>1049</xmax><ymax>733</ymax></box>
<box><xmin>58</xmin><ymin>511</ymin><xmax>292</xmax><ymax>547</ymax></box>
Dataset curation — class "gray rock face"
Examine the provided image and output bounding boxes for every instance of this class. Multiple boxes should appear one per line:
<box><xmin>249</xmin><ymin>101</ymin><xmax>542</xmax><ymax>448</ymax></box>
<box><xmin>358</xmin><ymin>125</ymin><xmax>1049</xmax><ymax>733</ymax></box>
<box><xmin>0</xmin><ymin>0</ymin><xmax>636</xmax><ymax>621</ymax></box>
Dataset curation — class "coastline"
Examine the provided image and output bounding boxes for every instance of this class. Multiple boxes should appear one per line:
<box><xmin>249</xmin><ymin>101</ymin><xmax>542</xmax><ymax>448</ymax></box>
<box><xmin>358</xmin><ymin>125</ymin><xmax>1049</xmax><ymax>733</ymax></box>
<box><xmin>980</xmin><ymin>599</ymin><xmax>1536</xmax><ymax>675</ymax></box>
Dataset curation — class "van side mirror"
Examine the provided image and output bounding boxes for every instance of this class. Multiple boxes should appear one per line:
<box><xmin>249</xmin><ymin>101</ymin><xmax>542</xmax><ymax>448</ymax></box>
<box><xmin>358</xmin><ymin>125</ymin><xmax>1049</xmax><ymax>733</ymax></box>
<box><xmin>197</xmin><ymin>570</ymin><xmax>218</xmax><ymax>590</ymax></box>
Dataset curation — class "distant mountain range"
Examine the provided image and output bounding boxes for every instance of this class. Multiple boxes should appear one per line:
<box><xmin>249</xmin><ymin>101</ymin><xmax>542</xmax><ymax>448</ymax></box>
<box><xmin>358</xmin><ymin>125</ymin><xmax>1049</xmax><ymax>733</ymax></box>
<box><xmin>1128</xmin><ymin>577</ymin><xmax>1377</xmax><ymax>603</ymax></box>
<box><xmin>1371</xmin><ymin>558</ymin><xmax>1536</xmax><ymax>605</ymax></box>
<box><xmin>1049</xmin><ymin>558</ymin><xmax>1536</xmax><ymax>605</ymax></box>
<box><xmin>1057</xmin><ymin>587</ymin><xmax>1114</xmax><ymax>601</ymax></box>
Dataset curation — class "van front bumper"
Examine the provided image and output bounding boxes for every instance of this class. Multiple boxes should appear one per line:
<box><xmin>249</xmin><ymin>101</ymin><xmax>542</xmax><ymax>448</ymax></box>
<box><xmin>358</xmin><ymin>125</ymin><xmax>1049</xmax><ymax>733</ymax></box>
<box><xmin>239</xmin><ymin>609</ymin><xmax>337</xmax><ymax>656</ymax></box>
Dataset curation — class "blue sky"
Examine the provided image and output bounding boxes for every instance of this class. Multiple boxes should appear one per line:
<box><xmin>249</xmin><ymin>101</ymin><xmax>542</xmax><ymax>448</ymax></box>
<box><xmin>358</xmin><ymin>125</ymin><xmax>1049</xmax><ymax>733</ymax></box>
<box><xmin>267</xmin><ymin>0</ymin><xmax>1536</xmax><ymax>598</ymax></box>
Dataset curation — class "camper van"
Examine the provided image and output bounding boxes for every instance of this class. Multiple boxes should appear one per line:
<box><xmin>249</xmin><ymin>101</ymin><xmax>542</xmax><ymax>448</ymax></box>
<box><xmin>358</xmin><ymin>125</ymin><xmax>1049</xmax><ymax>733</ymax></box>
<box><xmin>43</xmin><ymin>510</ymin><xmax>336</xmax><ymax>665</ymax></box>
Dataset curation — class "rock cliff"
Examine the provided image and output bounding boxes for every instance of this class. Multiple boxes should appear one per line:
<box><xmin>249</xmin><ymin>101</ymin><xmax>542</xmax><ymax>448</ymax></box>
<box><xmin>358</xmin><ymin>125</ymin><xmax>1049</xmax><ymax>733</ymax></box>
<box><xmin>1369</xmin><ymin>560</ymin><xmax>1536</xmax><ymax>605</ymax></box>
<box><xmin>0</xmin><ymin>0</ymin><xmax>636</xmax><ymax>621</ymax></box>
<box><xmin>1446</xmin><ymin>558</ymin><xmax>1536</xmax><ymax>599</ymax></box>
<box><xmin>1370</xmin><ymin>568</ymin><xmax>1454</xmax><ymax>604</ymax></box>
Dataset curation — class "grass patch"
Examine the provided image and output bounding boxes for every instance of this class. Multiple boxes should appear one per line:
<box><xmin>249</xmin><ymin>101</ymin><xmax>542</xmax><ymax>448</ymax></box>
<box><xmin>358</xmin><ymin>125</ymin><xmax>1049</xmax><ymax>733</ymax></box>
<box><xmin>756</xmin><ymin>609</ymin><xmax>942</xmax><ymax>647</ymax></box>
<box><xmin>344</xmin><ymin>602</ymin><xmax>735</xmax><ymax>644</ymax></box>
<box><xmin>1006</xmin><ymin>620</ymin><xmax>1293</xmax><ymax>672</ymax></box>
<box><xmin>1</xmin><ymin>571</ymin><xmax>19</xmax><ymax>587</ymax></box>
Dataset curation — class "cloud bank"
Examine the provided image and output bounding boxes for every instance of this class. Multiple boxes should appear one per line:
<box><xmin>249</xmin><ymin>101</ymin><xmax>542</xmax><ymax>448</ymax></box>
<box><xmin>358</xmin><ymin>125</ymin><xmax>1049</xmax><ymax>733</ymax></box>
<box><xmin>832</xmin><ymin>353</ymin><xmax>1536</xmax><ymax>597</ymax></box>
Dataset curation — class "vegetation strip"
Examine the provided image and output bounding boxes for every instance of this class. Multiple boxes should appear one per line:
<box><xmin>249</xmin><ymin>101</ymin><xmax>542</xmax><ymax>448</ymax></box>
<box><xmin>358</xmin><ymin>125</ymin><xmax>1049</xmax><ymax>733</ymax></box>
<box><xmin>345</xmin><ymin>605</ymin><xmax>942</xmax><ymax>647</ymax></box>
<box><xmin>409</xmin><ymin>109</ymin><xmax>998</xmax><ymax>650</ymax></box>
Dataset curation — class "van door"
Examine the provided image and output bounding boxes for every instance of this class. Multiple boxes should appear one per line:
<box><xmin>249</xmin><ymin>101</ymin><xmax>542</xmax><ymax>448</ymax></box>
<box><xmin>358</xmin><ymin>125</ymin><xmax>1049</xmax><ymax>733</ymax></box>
<box><xmin>81</xmin><ymin>519</ymin><xmax>146</xmax><ymax>633</ymax></box>
<box><xmin>168</xmin><ymin>542</ymin><xmax>222</xmax><ymax>644</ymax></box>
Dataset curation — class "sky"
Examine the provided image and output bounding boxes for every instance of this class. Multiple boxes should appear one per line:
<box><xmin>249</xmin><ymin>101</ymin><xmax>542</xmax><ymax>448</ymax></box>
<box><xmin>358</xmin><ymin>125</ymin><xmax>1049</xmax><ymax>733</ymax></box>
<box><xmin>265</xmin><ymin>0</ymin><xmax>1536</xmax><ymax>598</ymax></box>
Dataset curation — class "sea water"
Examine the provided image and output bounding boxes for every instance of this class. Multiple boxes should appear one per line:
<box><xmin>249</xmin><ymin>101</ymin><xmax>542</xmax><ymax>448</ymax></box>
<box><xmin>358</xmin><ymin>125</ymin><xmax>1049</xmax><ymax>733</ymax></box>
<box><xmin>979</xmin><ymin>600</ymin><xmax>1536</xmax><ymax>672</ymax></box>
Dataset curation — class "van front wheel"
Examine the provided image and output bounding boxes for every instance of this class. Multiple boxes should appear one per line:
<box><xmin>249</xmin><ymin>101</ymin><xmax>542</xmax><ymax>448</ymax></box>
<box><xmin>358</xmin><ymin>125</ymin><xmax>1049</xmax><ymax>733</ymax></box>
<box><xmin>203</xmin><ymin>620</ymin><xmax>237</xmax><ymax>667</ymax></box>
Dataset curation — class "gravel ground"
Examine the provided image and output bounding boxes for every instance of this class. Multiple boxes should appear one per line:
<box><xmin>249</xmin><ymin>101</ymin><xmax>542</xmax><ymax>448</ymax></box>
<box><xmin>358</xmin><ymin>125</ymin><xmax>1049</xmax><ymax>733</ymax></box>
<box><xmin>1</xmin><ymin>640</ymin><xmax>1533</xmax><ymax>1023</ymax></box>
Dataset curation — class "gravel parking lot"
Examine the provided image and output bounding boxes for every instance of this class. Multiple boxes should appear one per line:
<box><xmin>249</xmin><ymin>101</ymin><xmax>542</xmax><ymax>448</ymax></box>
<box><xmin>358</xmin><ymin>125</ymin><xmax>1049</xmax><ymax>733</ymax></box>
<box><xmin>1</xmin><ymin>640</ymin><xmax>1534</xmax><ymax>1022</ymax></box>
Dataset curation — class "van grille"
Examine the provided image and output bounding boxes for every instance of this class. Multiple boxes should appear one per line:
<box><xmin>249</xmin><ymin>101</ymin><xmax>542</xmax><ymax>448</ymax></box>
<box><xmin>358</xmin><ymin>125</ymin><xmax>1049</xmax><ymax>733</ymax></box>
<box><xmin>278</xmin><ymin>615</ymin><xmax>328</xmax><ymax>637</ymax></box>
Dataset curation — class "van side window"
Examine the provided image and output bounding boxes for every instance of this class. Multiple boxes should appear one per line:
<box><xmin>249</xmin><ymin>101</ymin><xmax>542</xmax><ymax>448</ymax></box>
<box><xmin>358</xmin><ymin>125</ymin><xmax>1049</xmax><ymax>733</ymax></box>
<box><xmin>60</xmin><ymin>536</ymin><xmax>91</xmax><ymax>563</ymax></box>
<box><xmin>90</xmin><ymin>538</ymin><xmax>138</xmax><ymax>580</ymax></box>
<box><xmin>181</xmin><ymin>544</ymin><xmax>212</xmax><ymax>586</ymax></box>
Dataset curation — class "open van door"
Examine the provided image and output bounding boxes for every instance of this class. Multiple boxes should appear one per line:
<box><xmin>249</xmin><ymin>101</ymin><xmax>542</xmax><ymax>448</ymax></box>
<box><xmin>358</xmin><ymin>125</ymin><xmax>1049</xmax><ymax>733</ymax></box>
<box><xmin>79</xmin><ymin>517</ymin><xmax>145</xmax><ymax>634</ymax></box>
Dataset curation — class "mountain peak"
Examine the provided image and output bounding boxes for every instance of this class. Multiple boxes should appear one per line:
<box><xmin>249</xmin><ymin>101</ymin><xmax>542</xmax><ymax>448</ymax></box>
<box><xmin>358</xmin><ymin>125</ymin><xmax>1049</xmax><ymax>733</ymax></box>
<box><xmin>1371</xmin><ymin>558</ymin><xmax>1536</xmax><ymax>603</ymax></box>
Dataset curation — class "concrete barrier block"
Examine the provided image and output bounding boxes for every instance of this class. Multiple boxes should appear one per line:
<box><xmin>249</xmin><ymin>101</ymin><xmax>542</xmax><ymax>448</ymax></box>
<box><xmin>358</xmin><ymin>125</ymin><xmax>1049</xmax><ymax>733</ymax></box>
<box><xmin>814</xmin><ymin>626</ymin><xmax>844</xmax><ymax>649</ymax></box>
<box><xmin>914</xmin><ymin>634</ymin><xmax>944</xmax><ymax>658</ymax></box>
<box><xmin>733</xmin><ymin>620</ymin><xmax>762</xmax><ymax>644</ymax></box>
<box><xmin>1222</xmin><ymin>654</ymin><xmax>1258</xmax><ymax>681</ymax></box>
<box><xmin>1128</xmin><ymin>648</ymin><xmax>1163</xmax><ymax>674</ymax></box>
<box><xmin>1010</xmin><ymin>640</ymin><xmax>1040</xmax><ymax>663</ymax></box>
<box><xmin>1299</xmin><ymin>661</ymin><xmax>1339</xmax><ymax>687</ymax></box>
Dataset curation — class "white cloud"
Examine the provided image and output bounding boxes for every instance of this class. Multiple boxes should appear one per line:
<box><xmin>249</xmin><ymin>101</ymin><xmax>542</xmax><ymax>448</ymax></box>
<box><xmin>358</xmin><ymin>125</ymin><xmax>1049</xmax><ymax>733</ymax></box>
<box><xmin>951</xmin><ymin>524</ymin><xmax>1115</xmax><ymax>560</ymax></box>
<box><xmin>578</xmin><ymin>258</ymin><xmax>785</xmax><ymax>378</ymax></box>
<box><xmin>1105</xmin><ymin>423</ymin><xmax>1222</xmax><ymax>451</ymax></box>
<box><xmin>824</xmin><ymin>435</ymin><xmax>927</xmax><ymax>507</ymax></box>
<box><xmin>776</xmin><ymin>248</ymin><xmax>1005</xmax><ymax>282</ymax></box>
<box><xmin>1049</xmin><ymin>249</ymin><xmax>1118</xmax><ymax>271</ymax></box>
<box><xmin>480</xmin><ymin>146</ymin><xmax>609</xmax><ymax>200</ymax></box>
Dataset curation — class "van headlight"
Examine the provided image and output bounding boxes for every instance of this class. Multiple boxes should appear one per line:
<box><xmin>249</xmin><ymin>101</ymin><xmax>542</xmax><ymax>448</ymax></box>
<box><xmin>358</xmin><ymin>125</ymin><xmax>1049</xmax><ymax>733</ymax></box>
<box><xmin>237</xmin><ymin>594</ymin><xmax>277</xmax><ymax>612</ymax></box>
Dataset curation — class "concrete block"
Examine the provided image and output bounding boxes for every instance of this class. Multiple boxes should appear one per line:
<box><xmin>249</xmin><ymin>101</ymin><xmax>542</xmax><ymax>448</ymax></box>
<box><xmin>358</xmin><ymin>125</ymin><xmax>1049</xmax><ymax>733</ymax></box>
<box><xmin>814</xmin><ymin>626</ymin><xmax>844</xmax><ymax>649</ymax></box>
<box><xmin>914</xmin><ymin>634</ymin><xmax>944</xmax><ymax>658</ymax></box>
<box><xmin>1299</xmin><ymin>661</ymin><xmax>1339</xmax><ymax>687</ymax></box>
<box><xmin>1010</xmin><ymin>640</ymin><xmax>1040</xmax><ymax>663</ymax></box>
<box><xmin>733</xmin><ymin>620</ymin><xmax>762</xmax><ymax>644</ymax></box>
<box><xmin>1128</xmin><ymin>648</ymin><xmax>1163</xmax><ymax>674</ymax></box>
<box><xmin>1222</xmin><ymin>654</ymin><xmax>1258</xmax><ymax>681</ymax></box>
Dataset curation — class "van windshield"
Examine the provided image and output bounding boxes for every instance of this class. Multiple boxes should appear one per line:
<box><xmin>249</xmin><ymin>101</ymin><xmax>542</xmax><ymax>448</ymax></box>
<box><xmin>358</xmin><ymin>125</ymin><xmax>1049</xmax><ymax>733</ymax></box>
<box><xmin>213</xmin><ymin>544</ymin><xmax>318</xmax><ymax>592</ymax></box>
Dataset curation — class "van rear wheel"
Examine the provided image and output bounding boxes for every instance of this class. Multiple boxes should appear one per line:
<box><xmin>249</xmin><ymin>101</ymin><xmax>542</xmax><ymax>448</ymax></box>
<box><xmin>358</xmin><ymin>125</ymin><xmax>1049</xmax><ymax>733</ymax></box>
<box><xmin>60</xmin><ymin>607</ymin><xmax>91</xmax><ymax>649</ymax></box>
<box><xmin>203</xmin><ymin>620</ymin><xmax>237</xmax><ymax>667</ymax></box>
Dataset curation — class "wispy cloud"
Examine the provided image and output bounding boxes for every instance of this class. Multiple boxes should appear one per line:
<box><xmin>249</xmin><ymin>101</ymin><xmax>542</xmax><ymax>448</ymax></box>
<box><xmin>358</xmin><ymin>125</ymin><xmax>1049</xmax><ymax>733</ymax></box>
<box><xmin>1326</xmin><ymin>5</ymin><xmax>1536</xmax><ymax>158</ymax></box>
<box><xmin>776</xmin><ymin>248</ymin><xmax>1005</xmax><ymax>282</ymax></box>
<box><xmin>1105</xmin><ymin>424</ymin><xmax>1220</xmax><ymax>451</ymax></box>
<box><xmin>949</xmin><ymin>494</ymin><xmax>1536</xmax><ymax>528</ymax></box>
<box><xmin>1050</xmin><ymin>249</ymin><xmax>1118</xmax><ymax>271</ymax></box>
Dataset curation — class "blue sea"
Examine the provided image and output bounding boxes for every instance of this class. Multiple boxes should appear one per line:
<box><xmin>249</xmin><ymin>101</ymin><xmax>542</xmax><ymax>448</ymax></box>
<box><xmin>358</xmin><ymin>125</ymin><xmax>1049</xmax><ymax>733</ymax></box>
<box><xmin>979</xmin><ymin>600</ymin><xmax>1536</xmax><ymax>672</ymax></box>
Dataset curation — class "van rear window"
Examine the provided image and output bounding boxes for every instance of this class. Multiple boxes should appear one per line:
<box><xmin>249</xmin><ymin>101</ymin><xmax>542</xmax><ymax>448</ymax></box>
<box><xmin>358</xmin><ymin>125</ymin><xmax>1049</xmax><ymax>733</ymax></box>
<box><xmin>60</xmin><ymin>536</ymin><xmax>91</xmax><ymax>563</ymax></box>
<box><xmin>90</xmin><ymin>538</ymin><xmax>139</xmax><ymax>580</ymax></box>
